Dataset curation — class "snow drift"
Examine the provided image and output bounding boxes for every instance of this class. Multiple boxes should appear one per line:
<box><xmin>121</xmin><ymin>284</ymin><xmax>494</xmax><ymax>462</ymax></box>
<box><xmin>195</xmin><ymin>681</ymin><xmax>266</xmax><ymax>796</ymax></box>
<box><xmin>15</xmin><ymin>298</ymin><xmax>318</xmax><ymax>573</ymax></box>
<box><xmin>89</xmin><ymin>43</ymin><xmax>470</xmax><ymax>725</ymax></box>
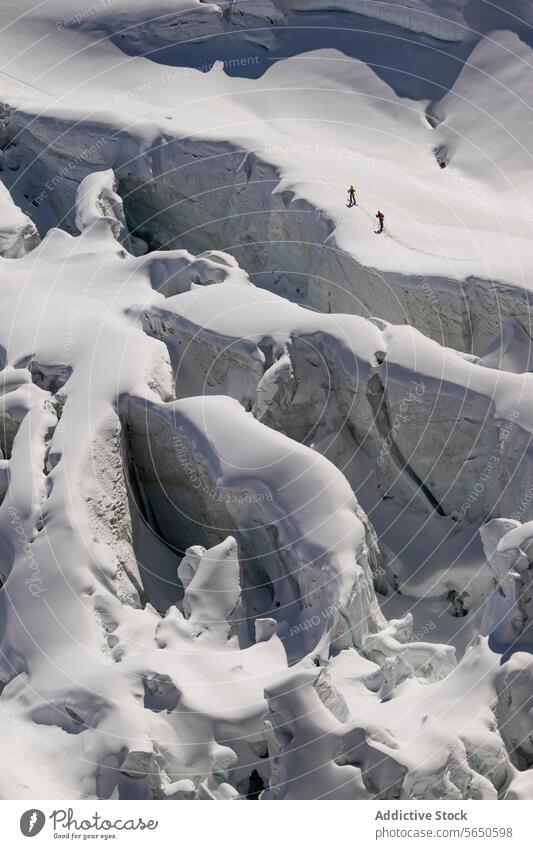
<box><xmin>0</xmin><ymin>0</ymin><xmax>532</xmax><ymax>801</ymax></box>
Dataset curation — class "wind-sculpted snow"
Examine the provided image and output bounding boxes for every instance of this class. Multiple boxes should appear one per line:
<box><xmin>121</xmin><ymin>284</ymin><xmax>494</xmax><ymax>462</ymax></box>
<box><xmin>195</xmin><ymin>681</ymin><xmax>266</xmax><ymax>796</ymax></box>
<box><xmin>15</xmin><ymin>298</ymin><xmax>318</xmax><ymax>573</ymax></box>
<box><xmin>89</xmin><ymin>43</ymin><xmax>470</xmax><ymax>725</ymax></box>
<box><xmin>2</xmin><ymin>2</ymin><xmax>533</xmax><ymax>356</ymax></box>
<box><xmin>121</xmin><ymin>392</ymin><xmax>386</xmax><ymax>660</ymax></box>
<box><xmin>262</xmin><ymin>644</ymin><xmax>512</xmax><ymax>800</ymax></box>
<box><xmin>0</xmin><ymin>0</ymin><xmax>532</xmax><ymax>801</ymax></box>
<box><xmin>0</xmin><ymin>172</ymin><xmax>530</xmax><ymax>798</ymax></box>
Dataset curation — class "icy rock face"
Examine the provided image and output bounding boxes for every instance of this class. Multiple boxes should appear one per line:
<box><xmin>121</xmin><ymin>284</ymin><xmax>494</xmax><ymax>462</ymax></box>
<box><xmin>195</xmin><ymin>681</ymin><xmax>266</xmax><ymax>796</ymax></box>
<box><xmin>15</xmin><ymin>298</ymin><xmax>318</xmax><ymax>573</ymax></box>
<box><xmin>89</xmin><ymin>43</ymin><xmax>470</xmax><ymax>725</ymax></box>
<box><xmin>179</xmin><ymin>536</ymin><xmax>245</xmax><ymax>642</ymax></box>
<box><xmin>262</xmin><ymin>648</ymin><xmax>505</xmax><ymax>800</ymax></box>
<box><xmin>363</xmin><ymin>614</ymin><xmax>456</xmax><ymax>684</ymax></box>
<box><xmin>0</xmin><ymin>98</ymin><xmax>524</xmax><ymax>357</ymax></box>
<box><xmin>147</xmin><ymin>281</ymin><xmax>533</xmax><ymax>525</ymax></box>
<box><xmin>433</xmin><ymin>31</ymin><xmax>533</xmax><ymax>192</ymax></box>
<box><xmin>113</xmin><ymin>1</ymin><xmax>227</xmax><ymax>50</ymax></box>
<box><xmin>0</xmin><ymin>167</ymin><xmax>529</xmax><ymax>799</ymax></box>
<box><xmin>89</xmin><ymin>116</ymin><xmax>530</xmax><ymax>358</ymax></box>
<box><xmin>495</xmin><ymin>654</ymin><xmax>533</xmax><ymax>773</ymax></box>
<box><xmin>0</xmin><ymin>0</ymin><xmax>532</xmax><ymax>797</ymax></box>
<box><xmin>102</xmin><ymin>1</ymin><xmax>267</xmax><ymax>54</ymax></box>
<box><xmin>0</xmin><ymin>174</ymin><xmax>293</xmax><ymax>798</ymax></box>
<box><xmin>115</xmin><ymin>139</ymin><xmax>479</xmax><ymax>352</ymax></box>
<box><xmin>0</xmin><ymin>179</ymin><xmax>40</xmax><ymax>257</ymax></box>
<box><xmin>290</xmin><ymin>0</ymin><xmax>468</xmax><ymax>41</ymax></box>
<box><xmin>365</xmin><ymin>332</ymin><xmax>532</xmax><ymax>523</ymax></box>
<box><xmin>480</xmin><ymin>520</ymin><xmax>533</xmax><ymax>650</ymax></box>
<box><xmin>121</xmin><ymin>392</ymin><xmax>386</xmax><ymax>659</ymax></box>
<box><xmin>75</xmin><ymin>169</ymin><xmax>133</xmax><ymax>250</ymax></box>
<box><xmin>94</xmin><ymin>0</ymin><xmax>467</xmax><ymax>50</ymax></box>
<box><xmin>3</xmin><ymin>66</ymin><xmax>533</xmax><ymax>356</ymax></box>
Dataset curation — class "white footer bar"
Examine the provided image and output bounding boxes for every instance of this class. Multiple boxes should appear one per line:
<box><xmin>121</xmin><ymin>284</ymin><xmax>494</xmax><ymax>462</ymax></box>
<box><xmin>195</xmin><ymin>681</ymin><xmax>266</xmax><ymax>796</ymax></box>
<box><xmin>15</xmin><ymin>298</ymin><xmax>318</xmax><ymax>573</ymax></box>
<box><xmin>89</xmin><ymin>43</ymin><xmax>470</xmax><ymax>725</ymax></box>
<box><xmin>3</xmin><ymin>799</ymin><xmax>529</xmax><ymax>848</ymax></box>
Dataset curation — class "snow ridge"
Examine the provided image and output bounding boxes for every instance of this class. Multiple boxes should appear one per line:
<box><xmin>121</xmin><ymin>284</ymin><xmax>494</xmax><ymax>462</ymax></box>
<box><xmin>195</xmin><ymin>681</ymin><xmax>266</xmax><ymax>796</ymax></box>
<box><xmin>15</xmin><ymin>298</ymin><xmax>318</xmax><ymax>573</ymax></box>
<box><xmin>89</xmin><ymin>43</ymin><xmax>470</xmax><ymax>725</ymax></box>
<box><xmin>0</xmin><ymin>0</ymin><xmax>532</xmax><ymax>801</ymax></box>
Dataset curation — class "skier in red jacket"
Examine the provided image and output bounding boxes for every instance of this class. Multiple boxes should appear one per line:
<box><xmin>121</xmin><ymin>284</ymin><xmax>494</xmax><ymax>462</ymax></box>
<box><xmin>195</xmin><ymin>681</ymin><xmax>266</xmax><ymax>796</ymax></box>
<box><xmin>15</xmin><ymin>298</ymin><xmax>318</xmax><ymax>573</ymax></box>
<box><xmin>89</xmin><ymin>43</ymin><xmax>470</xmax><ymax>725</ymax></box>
<box><xmin>376</xmin><ymin>210</ymin><xmax>385</xmax><ymax>233</ymax></box>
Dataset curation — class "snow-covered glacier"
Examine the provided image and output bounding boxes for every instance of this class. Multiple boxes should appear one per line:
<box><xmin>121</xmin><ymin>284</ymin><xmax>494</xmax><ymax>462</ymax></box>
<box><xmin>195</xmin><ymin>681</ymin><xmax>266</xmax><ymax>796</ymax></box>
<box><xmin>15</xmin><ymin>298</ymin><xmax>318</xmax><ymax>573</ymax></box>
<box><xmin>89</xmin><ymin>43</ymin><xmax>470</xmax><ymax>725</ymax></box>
<box><xmin>0</xmin><ymin>0</ymin><xmax>532</xmax><ymax>802</ymax></box>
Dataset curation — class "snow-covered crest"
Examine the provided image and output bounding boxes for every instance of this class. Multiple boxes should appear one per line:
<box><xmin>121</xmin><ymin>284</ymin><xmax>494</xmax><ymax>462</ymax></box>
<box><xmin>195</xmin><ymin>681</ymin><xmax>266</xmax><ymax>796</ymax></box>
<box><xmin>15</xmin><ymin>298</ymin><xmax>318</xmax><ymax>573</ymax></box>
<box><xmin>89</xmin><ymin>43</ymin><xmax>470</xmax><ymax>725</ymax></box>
<box><xmin>0</xmin><ymin>0</ymin><xmax>532</xmax><ymax>801</ymax></box>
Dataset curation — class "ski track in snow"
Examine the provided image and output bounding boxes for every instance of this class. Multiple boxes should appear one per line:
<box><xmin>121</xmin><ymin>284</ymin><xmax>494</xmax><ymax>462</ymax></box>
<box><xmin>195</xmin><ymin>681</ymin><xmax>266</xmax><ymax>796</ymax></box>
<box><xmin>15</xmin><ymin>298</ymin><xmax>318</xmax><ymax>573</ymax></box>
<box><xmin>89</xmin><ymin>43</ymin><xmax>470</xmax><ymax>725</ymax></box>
<box><xmin>382</xmin><ymin>228</ymin><xmax>472</xmax><ymax>262</ymax></box>
<box><xmin>0</xmin><ymin>0</ymin><xmax>532</xmax><ymax>801</ymax></box>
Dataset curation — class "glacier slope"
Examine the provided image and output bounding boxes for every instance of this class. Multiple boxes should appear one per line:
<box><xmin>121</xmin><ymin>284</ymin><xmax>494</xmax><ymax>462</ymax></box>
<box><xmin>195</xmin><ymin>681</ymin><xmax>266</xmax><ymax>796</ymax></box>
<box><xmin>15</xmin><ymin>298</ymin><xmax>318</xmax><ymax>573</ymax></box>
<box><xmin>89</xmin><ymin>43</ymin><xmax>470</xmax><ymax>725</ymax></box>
<box><xmin>1</xmin><ymin>2</ymin><xmax>533</xmax><ymax>355</ymax></box>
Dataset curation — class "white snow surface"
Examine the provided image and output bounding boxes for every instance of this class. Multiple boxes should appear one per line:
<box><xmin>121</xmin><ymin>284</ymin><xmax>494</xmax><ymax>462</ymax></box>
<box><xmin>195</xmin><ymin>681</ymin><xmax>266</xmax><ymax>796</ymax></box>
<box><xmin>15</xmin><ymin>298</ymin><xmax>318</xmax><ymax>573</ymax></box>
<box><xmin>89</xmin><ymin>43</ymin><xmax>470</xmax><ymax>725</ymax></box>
<box><xmin>0</xmin><ymin>0</ymin><xmax>532</xmax><ymax>800</ymax></box>
<box><xmin>0</xmin><ymin>179</ymin><xmax>39</xmax><ymax>257</ymax></box>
